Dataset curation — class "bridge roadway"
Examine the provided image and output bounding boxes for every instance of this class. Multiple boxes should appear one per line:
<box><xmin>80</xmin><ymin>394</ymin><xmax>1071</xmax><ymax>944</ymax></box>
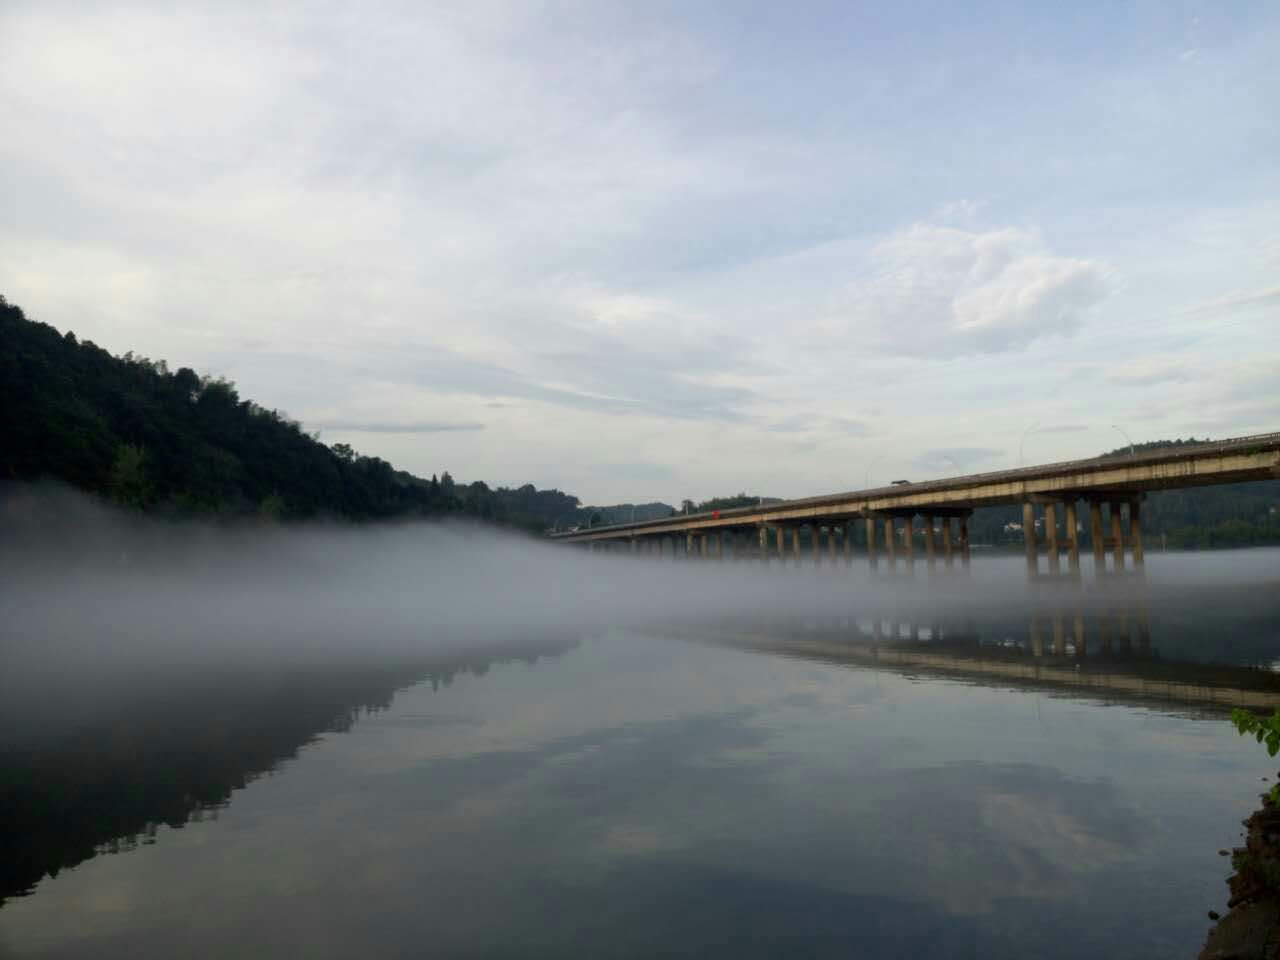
<box><xmin>552</xmin><ymin>431</ymin><xmax>1280</xmax><ymax>576</ymax></box>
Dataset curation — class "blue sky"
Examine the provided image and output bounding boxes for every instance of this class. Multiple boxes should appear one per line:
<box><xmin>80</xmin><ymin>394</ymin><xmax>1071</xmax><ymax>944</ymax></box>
<box><xmin>1</xmin><ymin>1</ymin><xmax>1277</xmax><ymax>502</ymax></box>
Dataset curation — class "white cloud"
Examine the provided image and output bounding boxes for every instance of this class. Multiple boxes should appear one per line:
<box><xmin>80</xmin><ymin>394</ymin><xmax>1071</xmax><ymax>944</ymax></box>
<box><xmin>1183</xmin><ymin>284</ymin><xmax>1280</xmax><ymax>318</ymax></box>
<box><xmin>0</xmin><ymin>3</ymin><xmax>1277</xmax><ymax>502</ymax></box>
<box><xmin>815</xmin><ymin>225</ymin><xmax>1110</xmax><ymax>356</ymax></box>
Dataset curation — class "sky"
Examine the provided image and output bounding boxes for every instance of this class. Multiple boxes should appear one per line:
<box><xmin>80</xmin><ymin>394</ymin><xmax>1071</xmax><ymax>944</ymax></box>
<box><xmin>1</xmin><ymin>1</ymin><xmax>1278</xmax><ymax>505</ymax></box>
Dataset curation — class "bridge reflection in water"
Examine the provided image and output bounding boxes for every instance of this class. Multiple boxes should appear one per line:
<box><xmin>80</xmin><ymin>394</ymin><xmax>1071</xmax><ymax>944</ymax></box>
<box><xmin>686</xmin><ymin>605</ymin><xmax>1280</xmax><ymax>715</ymax></box>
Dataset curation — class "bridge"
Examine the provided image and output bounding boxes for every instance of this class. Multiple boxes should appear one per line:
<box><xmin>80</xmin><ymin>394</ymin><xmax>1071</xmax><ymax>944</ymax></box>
<box><xmin>552</xmin><ymin>432</ymin><xmax>1280</xmax><ymax>577</ymax></box>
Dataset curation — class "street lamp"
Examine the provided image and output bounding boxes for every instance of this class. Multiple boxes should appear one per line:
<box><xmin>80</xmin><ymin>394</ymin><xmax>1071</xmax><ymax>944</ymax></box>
<box><xmin>1111</xmin><ymin>424</ymin><xmax>1135</xmax><ymax>456</ymax></box>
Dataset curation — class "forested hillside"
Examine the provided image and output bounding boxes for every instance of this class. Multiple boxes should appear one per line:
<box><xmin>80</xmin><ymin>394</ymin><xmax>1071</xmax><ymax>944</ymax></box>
<box><xmin>967</xmin><ymin>441</ymin><xmax>1280</xmax><ymax>549</ymax></box>
<box><xmin>0</xmin><ymin>296</ymin><xmax>579</xmax><ymax>529</ymax></box>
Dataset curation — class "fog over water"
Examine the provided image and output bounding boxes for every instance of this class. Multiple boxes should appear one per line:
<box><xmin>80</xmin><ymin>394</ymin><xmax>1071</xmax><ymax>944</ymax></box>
<box><xmin>4</xmin><ymin>486</ymin><xmax>1280</xmax><ymax>958</ymax></box>
<box><xmin>5</xmin><ymin>484</ymin><xmax>1276</xmax><ymax>673</ymax></box>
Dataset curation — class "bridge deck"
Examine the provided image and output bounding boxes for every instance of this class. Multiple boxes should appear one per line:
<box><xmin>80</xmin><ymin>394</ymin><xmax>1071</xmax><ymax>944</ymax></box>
<box><xmin>553</xmin><ymin>432</ymin><xmax>1280</xmax><ymax>542</ymax></box>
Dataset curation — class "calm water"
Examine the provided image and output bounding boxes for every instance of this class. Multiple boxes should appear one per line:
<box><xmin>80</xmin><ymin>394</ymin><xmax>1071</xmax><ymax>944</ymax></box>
<box><xmin>4</xmin><ymin>553</ymin><xmax>1280</xmax><ymax>958</ymax></box>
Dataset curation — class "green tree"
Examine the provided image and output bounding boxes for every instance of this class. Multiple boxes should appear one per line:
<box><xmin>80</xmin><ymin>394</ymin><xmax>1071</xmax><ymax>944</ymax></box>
<box><xmin>1231</xmin><ymin>709</ymin><xmax>1280</xmax><ymax>803</ymax></box>
<box><xmin>259</xmin><ymin>492</ymin><xmax>286</xmax><ymax>522</ymax></box>
<box><xmin>108</xmin><ymin>444</ymin><xmax>152</xmax><ymax>508</ymax></box>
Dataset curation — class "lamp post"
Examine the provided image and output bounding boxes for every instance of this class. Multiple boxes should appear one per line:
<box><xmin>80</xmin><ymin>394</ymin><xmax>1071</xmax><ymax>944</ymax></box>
<box><xmin>1111</xmin><ymin>424</ymin><xmax>1135</xmax><ymax>456</ymax></box>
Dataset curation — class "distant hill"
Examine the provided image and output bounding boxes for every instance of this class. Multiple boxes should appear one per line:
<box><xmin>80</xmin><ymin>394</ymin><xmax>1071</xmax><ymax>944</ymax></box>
<box><xmin>0</xmin><ymin>295</ymin><xmax>579</xmax><ymax>529</ymax></box>
<box><xmin>967</xmin><ymin>440</ymin><xmax>1280</xmax><ymax>549</ymax></box>
<box><xmin>564</xmin><ymin>494</ymin><xmax>789</xmax><ymax>530</ymax></box>
<box><xmin>566</xmin><ymin>502</ymin><xmax>675</xmax><ymax>529</ymax></box>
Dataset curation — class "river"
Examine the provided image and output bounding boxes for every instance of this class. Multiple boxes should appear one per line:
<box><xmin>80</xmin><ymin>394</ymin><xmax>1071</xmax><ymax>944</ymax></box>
<box><xmin>2</xmin><ymin>548</ymin><xmax>1280</xmax><ymax>958</ymax></box>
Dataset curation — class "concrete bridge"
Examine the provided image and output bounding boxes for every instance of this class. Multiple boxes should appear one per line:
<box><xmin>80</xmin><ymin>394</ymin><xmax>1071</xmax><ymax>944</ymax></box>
<box><xmin>553</xmin><ymin>432</ymin><xmax>1280</xmax><ymax>577</ymax></box>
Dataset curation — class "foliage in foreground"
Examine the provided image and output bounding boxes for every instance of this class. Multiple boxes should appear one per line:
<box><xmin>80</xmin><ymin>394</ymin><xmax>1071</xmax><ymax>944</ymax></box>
<box><xmin>1232</xmin><ymin>709</ymin><xmax>1280</xmax><ymax>803</ymax></box>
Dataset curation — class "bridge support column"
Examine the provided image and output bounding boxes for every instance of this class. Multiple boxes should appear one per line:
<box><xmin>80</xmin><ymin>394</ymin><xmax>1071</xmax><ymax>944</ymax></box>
<box><xmin>884</xmin><ymin>517</ymin><xmax>896</xmax><ymax>572</ymax></box>
<box><xmin>1110</xmin><ymin>502</ymin><xmax>1124</xmax><ymax>573</ymax></box>
<box><xmin>758</xmin><ymin>526</ymin><xmax>769</xmax><ymax>565</ymax></box>
<box><xmin>791</xmin><ymin>526</ymin><xmax>801</xmax><ymax>566</ymax></box>
<box><xmin>866</xmin><ymin>516</ymin><xmax>879</xmax><ymax>571</ymax></box>
<box><xmin>1045</xmin><ymin>502</ymin><xmax>1060</xmax><ymax>577</ymax></box>
<box><xmin>843</xmin><ymin>523</ymin><xmax>853</xmax><ymax>565</ymax></box>
<box><xmin>903</xmin><ymin>517</ymin><xmax>915</xmax><ymax>574</ymax></box>
<box><xmin>1131</xmin><ymin>499</ymin><xmax>1145</xmax><ymax>572</ymax></box>
<box><xmin>775</xmin><ymin>527</ymin><xmax>785</xmax><ymax>566</ymax></box>
<box><xmin>924</xmin><ymin>516</ymin><xmax>936</xmax><ymax>573</ymax></box>
<box><xmin>1023</xmin><ymin>502</ymin><xmax>1038</xmax><ymax>577</ymax></box>
<box><xmin>828</xmin><ymin>525</ymin><xmax>837</xmax><ymax>566</ymax></box>
<box><xmin>942</xmin><ymin>519</ymin><xmax>953</xmax><ymax>568</ymax></box>
<box><xmin>1064</xmin><ymin>501</ymin><xmax>1081</xmax><ymax>578</ymax></box>
<box><xmin>1090</xmin><ymin>501</ymin><xmax>1105</xmax><ymax>579</ymax></box>
<box><xmin>960</xmin><ymin>515</ymin><xmax>971</xmax><ymax>569</ymax></box>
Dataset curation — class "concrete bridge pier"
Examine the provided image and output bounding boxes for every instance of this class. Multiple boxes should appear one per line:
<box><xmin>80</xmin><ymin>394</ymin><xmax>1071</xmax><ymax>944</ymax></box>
<box><xmin>1023</xmin><ymin>502</ymin><xmax>1038</xmax><ymax>577</ymax></box>
<box><xmin>1022</xmin><ymin>499</ymin><xmax>1081</xmax><ymax>582</ymax></box>
<box><xmin>1045</xmin><ymin>502</ymin><xmax>1061</xmax><ymax>577</ymax></box>
<box><xmin>1064</xmin><ymin>501</ymin><xmax>1081</xmax><ymax>578</ymax></box>
<box><xmin>866</xmin><ymin>515</ymin><xmax>879</xmax><ymax>571</ymax></box>
<box><xmin>791</xmin><ymin>526</ymin><xmax>802</xmax><ymax>566</ymax></box>
<box><xmin>1130</xmin><ymin>499</ymin><xmax>1146</xmax><ymax>571</ymax></box>
<box><xmin>924</xmin><ymin>516</ymin><xmax>937</xmax><ymax>574</ymax></box>
<box><xmin>1110</xmin><ymin>504</ymin><xmax>1124</xmax><ymax>573</ymax></box>
<box><xmin>1086</xmin><ymin>496</ymin><xmax>1146</xmax><ymax>580</ymax></box>
<box><xmin>883</xmin><ymin>517</ymin><xmax>897</xmax><ymax>573</ymax></box>
<box><xmin>1089</xmin><ymin>500</ymin><xmax>1106</xmax><ymax>577</ymax></box>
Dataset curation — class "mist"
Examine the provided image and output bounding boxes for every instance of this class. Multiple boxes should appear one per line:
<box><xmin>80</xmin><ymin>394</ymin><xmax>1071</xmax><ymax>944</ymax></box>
<box><xmin>4</xmin><ymin>484</ymin><xmax>1278</xmax><ymax>736</ymax></box>
<box><xmin>3</xmin><ymin>484</ymin><xmax>1280</xmax><ymax>939</ymax></box>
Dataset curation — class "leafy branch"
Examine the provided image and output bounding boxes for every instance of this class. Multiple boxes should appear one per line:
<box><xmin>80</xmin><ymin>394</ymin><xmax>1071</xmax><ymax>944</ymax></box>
<box><xmin>1231</xmin><ymin>708</ymin><xmax>1280</xmax><ymax>802</ymax></box>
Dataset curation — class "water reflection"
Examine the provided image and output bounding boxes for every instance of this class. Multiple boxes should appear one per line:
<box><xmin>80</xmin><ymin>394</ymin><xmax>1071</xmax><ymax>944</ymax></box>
<box><xmin>3</xmin><ymin>566</ymin><xmax>1280</xmax><ymax>958</ymax></box>
<box><xmin>693</xmin><ymin>602</ymin><xmax>1280</xmax><ymax>715</ymax></box>
<box><xmin>0</xmin><ymin>638</ymin><xmax>576</xmax><ymax>906</ymax></box>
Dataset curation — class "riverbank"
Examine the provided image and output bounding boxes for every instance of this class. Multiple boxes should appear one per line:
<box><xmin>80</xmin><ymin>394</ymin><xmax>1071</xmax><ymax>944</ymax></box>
<box><xmin>1200</xmin><ymin>795</ymin><xmax>1280</xmax><ymax>958</ymax></box>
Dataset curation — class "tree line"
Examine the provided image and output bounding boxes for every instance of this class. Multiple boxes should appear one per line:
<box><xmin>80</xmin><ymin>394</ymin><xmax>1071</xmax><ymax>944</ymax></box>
<box><xmin>0</xmin><ymin>295</ymin><xmax>579</xmax><ymax>530</ymax></box>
